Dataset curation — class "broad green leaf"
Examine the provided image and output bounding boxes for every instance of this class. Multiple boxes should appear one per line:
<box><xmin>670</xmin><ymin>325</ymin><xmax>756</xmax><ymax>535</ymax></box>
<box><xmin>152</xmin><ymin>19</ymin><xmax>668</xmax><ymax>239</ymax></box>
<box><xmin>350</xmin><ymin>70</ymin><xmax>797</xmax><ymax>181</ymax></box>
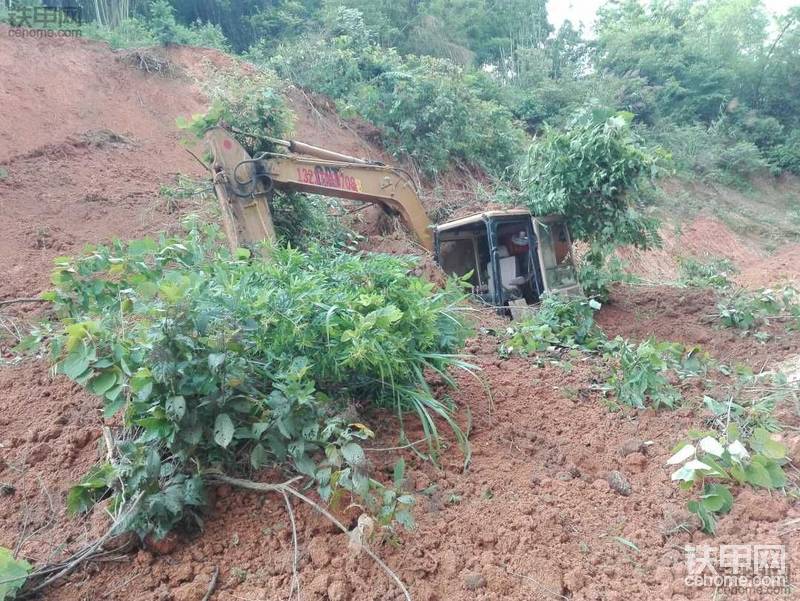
<box><xmin>208</xmin><ymin>353</ymin><xmax>225</xmax><ymax>369</ymax></box>
<box><xmin>214</xmin><ymin>413</ymin><xmax>234</xmax><ymax>448</ymax></box>
<box><xmin>393</xmin><ymin>457</ymin><xmax>405</xmax><ymax>487</ymax></box>
<box><xmin>61</xmin><ymin>344</ymin><xmax>93</xmax><ymax>379</ymax></box>
<box><xmin>103</xmin><ymin>393</ymin><xmax>126</xmax><ymax>419</ymax></box>
<box><xmin>698</xmin><ymin>436</ymin><xmax>724</xmax><ymax>457</ymax></box>
<box><xmin>89</xmin><ymin>371</ymin><xmax>117</xmax><ymax>396</ymax></box>
<box><xmin>700</xmin><ymin>483</ymin><xmax>733</xmax><ymax>514</ymax></box>
<box><xmin>250</xmin><ymin>444</ymin><xmax>268</xmax><ymax>469</ymax></box>
<box><xmin>342</xmin><ymin>442</ymin><xmax>366</xmax><ymax>466</ymax></box>
<box><xmin>166</xmin><ymin>396</ymin><xmax>186</xmax><ymax>421</ymax></box>
<box><xmin>666</xmin><ymin>444</ymin><xmax>695</xmax><ymax>465</ymax></box>
<box><xmin>66</xmin><ymin>486</ymin><xmax>94</xmax><ymax>515</ymax></box>
<box><xmin>0</xmin><ymin>547</ymin><xmax>31</xmax><ymax>600</ymax></box>
<box><xmin>744</xmin><ymin>462</ymin><xmax>773</xmax><ymax>488</ymax></box>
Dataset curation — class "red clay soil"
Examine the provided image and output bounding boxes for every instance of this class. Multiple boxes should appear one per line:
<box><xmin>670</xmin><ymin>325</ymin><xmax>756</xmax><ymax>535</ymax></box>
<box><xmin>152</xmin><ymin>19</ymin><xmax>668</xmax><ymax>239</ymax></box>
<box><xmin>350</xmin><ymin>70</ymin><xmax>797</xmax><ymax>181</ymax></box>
<box><xmin>1</xmin><ymin>32</ymin><xmax>800</xmax><ymax>601</ymax></box>
<box><xmin>0</xmin><ymin>26</ymin><xmax>207</xmax><ymax>301</ymax></box>
<box><xmin>597</xmin><ymin>284</ymin><xmax>800</xmax><ymax>369</ymax></box>
<box><xmin>618</xmin><ymin>214</ymin><xmax>800</xmax><ymax>290</ymax></box>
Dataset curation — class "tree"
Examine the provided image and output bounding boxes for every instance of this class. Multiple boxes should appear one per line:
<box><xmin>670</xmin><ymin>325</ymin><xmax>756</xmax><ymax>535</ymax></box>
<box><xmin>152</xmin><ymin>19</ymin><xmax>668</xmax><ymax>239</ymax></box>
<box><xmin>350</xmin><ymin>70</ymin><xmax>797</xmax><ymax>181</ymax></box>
<box><xmin>515</xmin><ymin>109</ymin><xmax>662</xmax><ymax>250</ymax></box>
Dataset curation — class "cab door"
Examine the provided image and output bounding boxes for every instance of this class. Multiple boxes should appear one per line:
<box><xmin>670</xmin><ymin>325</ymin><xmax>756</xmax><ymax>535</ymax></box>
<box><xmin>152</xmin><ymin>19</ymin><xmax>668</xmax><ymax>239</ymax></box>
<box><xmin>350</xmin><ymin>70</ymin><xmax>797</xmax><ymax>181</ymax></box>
<box><xmin>533</xmin><ymin>217</ymin><xmax>582</xmax><ymax>296</ymax></box>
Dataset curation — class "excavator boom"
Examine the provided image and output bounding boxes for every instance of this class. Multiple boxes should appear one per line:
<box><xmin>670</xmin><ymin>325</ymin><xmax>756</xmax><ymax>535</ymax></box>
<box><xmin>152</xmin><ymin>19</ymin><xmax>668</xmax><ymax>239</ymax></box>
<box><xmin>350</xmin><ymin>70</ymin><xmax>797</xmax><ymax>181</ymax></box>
<box><xmin>205</xmin><ymin>128</ymin><xmax>433</xmax><ymax>252</ymax></box>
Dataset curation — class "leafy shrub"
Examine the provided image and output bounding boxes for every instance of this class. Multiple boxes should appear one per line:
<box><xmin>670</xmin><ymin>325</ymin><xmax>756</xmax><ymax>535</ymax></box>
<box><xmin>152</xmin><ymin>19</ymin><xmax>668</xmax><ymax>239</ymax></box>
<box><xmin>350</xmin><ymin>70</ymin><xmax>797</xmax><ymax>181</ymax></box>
<box><xmin>668</xmin><ymin>426</ymin><xmax>788</xmax><ymax>534</ymax></box>
<box><xmin>179</xmin><ymin>69</ymin><xmax>293</xmax><ymax>156</ymax></box>
<box><xmin>716</xmin><ymin>286</ymin><xmax>800</xmax><ymax>332</ymax></box>
<box><xmin>678</xmin><ymin>256</ymin><xmax>735</xmax><ymax>289</ymax></box>
<box><xmin>355</xmin><ymin>55</ymin><xmax>525</xmax><ymax>175</ymax></box>
<box><xmin>769</xmin><ymin>130</ymin><xmax>800</xmax><ymax>175</ymax></box>
<box><xmin>644</xmin><ymin>124</ymin><xmax>771</xmax><ymax>186</ymax></box>
<box><xmin>502</xmin><ymin>296</ymin><xmax>707</xmax><ymax>410</ymax></box>
<box><xmin>514</xmin><ymin>109</ymin><xmax>662</xmax><ymax>250</ymax></box>
<box><xmin>146</xmin><ymin>0</ymin><xmax>230</xmax><ymax>51</ymax></box>
<box><xmin>702</xmin><ymin>370</ymin><xmax>794</xmax><ymax>437</ymax></box>
<box><xmin>269</xmin><ymin>191</ymin><xmax>354</xmax><ymax>249</ymax></box>
<box><xmin>578</xmin><ymin>247</ymin><xmax>637</xmax><ymax>302</ymax></box>
<box><xmin>501</xmin><ymin>295</ymin><xmax>604</xmax><ymax>355</ymax></box>
<box><xmin>79</xmin><ymin>4</ymin><xmax>230</xmax><ymax>52</ymax></box>
<box><xmin>609</xmin><ymin>338</ymin><xmax>687</xmax><ymax>409</ymax></box>
<box><xmin>80</xmin><ymin>19</ymin><xmax>157</xmax><ymax>48</ymax></box>
<box><xmin>716</xmin><ymin>141</ymin><xmax>769</xmax><ymax>177</ymax></box>
<box><xmin>46</xmin><ymin>224</ymin><xmax>471</xmax><ymax>538</ymax></box>
<box><xmin>266</xmin><ymin>23</ymin><xmax>525</xmax><ymax>176</ymax></box>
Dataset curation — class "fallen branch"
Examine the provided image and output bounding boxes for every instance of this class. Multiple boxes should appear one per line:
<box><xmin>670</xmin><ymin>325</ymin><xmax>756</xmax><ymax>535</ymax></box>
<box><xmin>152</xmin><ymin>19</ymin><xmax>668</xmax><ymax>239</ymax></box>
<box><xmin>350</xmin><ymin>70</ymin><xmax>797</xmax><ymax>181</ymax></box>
<box><xmin>201</xmin><ymin>566</ymin><xmax>219</xmax><ymax>601</ymax></box>
<box><xmin>6</xmin><ymin>492</ymin><xmax>144</xmax><ymax>598</ymax></box>
<box><xmin>210</xmin><ymin>474</ymin><xmax>411</xmax><ymax>601</ymax></box>
<box><xmin>0</xmin><ymin>298</ymin><xmax>48</xmax><ymax>308</ymax></box>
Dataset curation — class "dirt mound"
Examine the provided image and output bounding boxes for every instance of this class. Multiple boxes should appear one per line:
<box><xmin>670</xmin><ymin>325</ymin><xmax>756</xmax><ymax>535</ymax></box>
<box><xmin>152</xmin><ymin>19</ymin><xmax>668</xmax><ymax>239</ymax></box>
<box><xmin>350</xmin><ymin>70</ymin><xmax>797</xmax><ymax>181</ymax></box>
<box><xmin>9</xmin><ymin>333</ymin><xmax>797</xmax><ymax>601</ymax></box>
<box><xmin>0</xmin><ymin>25</ymin><xmax>210</xmax><ymax>301</ymax></box>
<box><xmin>619</xmin><ymin>176</ymin><xmax>800</xmax><ymax>289</ymax></box>
<box><xmin>597</xmin><ymin>284</ymin><xmax>800</xmax><ymax>369</ymax></box>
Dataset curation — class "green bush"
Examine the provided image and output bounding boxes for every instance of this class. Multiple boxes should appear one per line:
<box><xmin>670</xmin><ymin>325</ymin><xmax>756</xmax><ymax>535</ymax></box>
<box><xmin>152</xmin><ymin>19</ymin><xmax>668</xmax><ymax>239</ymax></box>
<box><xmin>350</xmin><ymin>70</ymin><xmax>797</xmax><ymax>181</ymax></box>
<box><xmin>609</xmin><ymin>338</ymin><xmax>685</xmax><ymax>409</ymax></box>
<box><xmin>46</xmin><ymin>224</ymin><xmax>472</xmax><ymax>538</ymax></box>
<box><xmin>78</xmin><ymin>2</ymin><xmax>231</xmax><ymax>51</ymax></box>
<box><xmin>179</xmin><ymin>69</ymin><xmax>293</xmax><ymax>156</ymax></box>
<box><xmin>515</xmin><ymin>109</ymin><xmax>662</xmax><ymax>249</ymax></box>
<box><xmin>716</xmin><ymin>286</ymin><xmax>800</xmax><ymax>332</ymax></box>
<box><xmin>644</xmin><ymin>124</ymin><xmax>771</xmax><ymax>186</ymax></box>
<box><xmin>80</xmin><ymin>19</ymin><xmax>157</xmax><ymax>48</ymax></box>
<box><xmin>678</xmin><ymin>256</ymin><xmax>735</xmax><ymax>289</ymax></box>
<box><xmin>501</xmin><ymin>295</ymin><xmax>604</xmax><ymax>355</ymax></box>
<box><xmin>769</xmin><ymin>130</ymin><xmax>800</xmax><ymax>175</ymax></box>
<box><xmin>269</xmin><ymin>191</ymin><xmax>353</xmax><ymax>249</ymax></box>
<box><xmin>578</xmin><ymin>247</ymin><xmax>637</xmax><ymax>302</ymax></box>
<box><xmin>265</xmin><ymin>24</ymin><xmax>525</xmax><ymax>176</ymax></box>
<box><xmin>502</xmin><ymin>295</ymin><xmax>707</xmax><ymax>410</ymax></box>
<box><xmin>716</xmin><ymin>141</ymin><xmax>769</xmax><ymax>177</ymax></box>
<box><xmin>668</xmin><ymin>426</ymin><xmax>788</xmax><ymax>534</ymax></box>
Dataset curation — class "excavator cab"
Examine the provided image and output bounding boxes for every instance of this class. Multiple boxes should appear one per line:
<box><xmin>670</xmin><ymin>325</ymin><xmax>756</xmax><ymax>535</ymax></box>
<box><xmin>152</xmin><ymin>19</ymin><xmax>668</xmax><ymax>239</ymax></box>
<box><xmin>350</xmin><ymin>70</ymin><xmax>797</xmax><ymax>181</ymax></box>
<box><xmin>434</xmin><ymin>210</ymin><xmax>581</xmax><ymax>309</ymax></box>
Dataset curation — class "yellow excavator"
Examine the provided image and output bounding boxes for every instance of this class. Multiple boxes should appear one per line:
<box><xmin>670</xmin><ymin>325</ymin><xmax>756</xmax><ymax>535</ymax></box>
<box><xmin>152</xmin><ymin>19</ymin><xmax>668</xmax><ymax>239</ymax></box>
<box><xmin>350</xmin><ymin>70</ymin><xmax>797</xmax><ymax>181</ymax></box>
<box><xmin>205</xmin><ymin>128</ymin><xmax>581</xmax><ymax>310</ymax></box>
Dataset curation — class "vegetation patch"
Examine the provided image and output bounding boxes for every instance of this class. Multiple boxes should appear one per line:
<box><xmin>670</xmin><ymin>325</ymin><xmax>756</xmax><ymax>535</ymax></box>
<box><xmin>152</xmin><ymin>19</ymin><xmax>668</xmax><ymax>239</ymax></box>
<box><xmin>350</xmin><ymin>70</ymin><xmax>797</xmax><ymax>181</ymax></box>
<box><xmin>501</xmin><ymin>295</ymin><xmax>707</xmax><ymax>410</ymax></box>
<box><xmin>678</xmin><ymin>256</ymin><xmax>736</xmax><ymax>289</ymax></box>
<box><xmin>716</xmin><ymin>286</ymin><xmax>800</xmax><ymax>334</ymax></box>
<box><xmin>668</xmin><ymin>426</ymin><xmax>789</xmax><ymax>534</ymax></box>
<box><xmin>44</xmin><ymin>223</ymin><xmax>472</xmax><ymax>540</ymax></box>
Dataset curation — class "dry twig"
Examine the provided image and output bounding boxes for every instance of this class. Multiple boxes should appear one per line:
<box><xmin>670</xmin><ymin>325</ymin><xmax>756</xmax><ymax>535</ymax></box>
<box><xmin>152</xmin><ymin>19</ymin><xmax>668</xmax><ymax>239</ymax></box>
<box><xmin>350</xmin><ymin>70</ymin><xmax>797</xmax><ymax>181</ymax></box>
<box><xmin>201</xmin><ymin>566</ymin><xmax>220</xmax><ymax>601</ymax></box>
<box><xmin>211</xmin><ymin>474</ymin><xmax>411</xmax><ymax>601</ymax></box>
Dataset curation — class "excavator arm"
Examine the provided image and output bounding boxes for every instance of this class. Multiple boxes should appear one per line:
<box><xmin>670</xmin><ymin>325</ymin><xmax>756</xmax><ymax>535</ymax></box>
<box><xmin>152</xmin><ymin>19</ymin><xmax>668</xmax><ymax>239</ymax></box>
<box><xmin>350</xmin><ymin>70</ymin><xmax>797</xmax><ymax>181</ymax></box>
<box><xmin>205</xmin><ymin>127</ymin><xmax>433</xmax><ymax>252</ymax></box>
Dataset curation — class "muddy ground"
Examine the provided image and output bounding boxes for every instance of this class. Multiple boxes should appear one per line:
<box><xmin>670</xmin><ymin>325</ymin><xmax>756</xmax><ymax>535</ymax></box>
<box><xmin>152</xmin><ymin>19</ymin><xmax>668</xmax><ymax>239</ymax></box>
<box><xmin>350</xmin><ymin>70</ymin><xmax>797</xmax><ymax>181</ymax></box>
<box><xmin>1</xmin><ymin>29</ymin><xmax>799</xmax><ymax>601</ymax></box>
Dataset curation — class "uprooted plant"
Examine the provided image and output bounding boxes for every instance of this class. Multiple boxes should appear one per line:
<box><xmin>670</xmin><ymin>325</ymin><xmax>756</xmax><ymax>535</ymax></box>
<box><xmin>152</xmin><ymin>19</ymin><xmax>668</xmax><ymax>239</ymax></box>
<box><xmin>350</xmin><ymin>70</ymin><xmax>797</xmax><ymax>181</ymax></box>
<box><xmin>33</xmin><ymin>221</ymin><xmax>473</xmax><ymax>595</ymax></box>
<box><xmin>715</xmin><ymin>285</ymin><xmax>800</xmax><ymax>334</ymax></box>
<box><xmin>667</xmin><ymin>425</ymin><xmax>790</xmax><ymax>534</ymax></box>
<box><xmin>702</xmin><ymin>369</ymin><xmax>798</xmax><ymax>436</ymax></box>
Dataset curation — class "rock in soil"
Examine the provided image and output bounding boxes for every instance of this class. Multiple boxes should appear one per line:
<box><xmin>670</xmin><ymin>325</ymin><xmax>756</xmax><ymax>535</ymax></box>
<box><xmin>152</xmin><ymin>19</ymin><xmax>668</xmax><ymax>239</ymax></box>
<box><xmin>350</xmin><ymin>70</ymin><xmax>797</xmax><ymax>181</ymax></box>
<box><xmin>607</xmin><ymin>470</ymin><xmax>632</xmax><ymax>496</ymax></box>
<box><xmin>619</xmin><ymin>438</ymin><xmax>645</xmax><ymax>457</ymax></box>
<box><xmin>463</xmin><ymin>571</ymin><xmax>487</xmax><ymax>590</ymax></box>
